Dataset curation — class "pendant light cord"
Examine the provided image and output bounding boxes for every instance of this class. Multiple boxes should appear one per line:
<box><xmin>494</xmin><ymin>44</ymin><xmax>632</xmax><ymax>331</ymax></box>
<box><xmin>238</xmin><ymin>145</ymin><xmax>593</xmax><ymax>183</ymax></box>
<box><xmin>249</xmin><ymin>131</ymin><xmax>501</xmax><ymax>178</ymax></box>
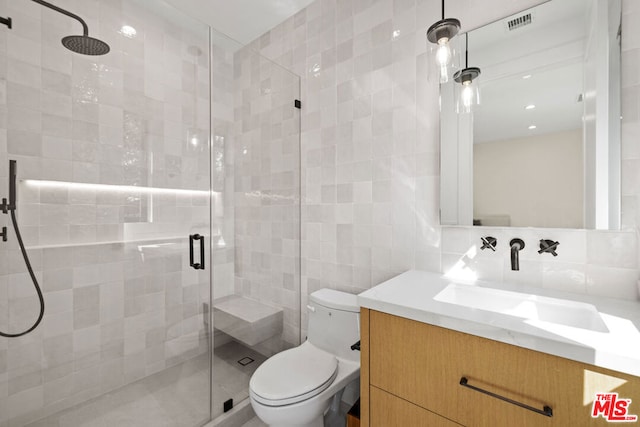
<box><xmin>465</xmin><ymin>33</ymin><xmax>468</xmax><ymax>68</ymax></box>
<box><xmin>441</xmin><ymin>0</ymin><xmax>445</xmax><ymax>20</ymax></box>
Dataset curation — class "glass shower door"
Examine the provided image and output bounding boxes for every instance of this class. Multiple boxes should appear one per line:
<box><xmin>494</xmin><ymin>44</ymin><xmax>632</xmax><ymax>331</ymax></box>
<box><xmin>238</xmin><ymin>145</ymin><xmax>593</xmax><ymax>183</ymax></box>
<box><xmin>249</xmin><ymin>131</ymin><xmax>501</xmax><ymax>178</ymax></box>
<box><xmin>0</xmin><ymin>0</ymin><xmax>212</xmax><ymax>425</ymax></box>
<box><xmin>209</xmin><ymin>28</ymin><xmax>301</xmax><ymax>419</ymax></box>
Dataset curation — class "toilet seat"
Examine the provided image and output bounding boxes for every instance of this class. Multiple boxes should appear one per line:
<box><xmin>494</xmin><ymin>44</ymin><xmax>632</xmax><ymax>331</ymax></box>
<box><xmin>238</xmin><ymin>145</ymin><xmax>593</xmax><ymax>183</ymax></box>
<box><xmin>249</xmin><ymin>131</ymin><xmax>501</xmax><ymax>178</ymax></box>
<box><xmin>250</xmin><ymin>342</ymin><xmax>338</xmax><ymax>407</ymax></box>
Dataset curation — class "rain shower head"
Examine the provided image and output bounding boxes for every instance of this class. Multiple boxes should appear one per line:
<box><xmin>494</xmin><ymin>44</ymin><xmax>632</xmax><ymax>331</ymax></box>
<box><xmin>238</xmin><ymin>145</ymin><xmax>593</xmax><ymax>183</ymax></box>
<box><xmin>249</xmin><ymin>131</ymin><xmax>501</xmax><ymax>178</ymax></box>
<box><xmin>62</xmin><ymin>35</ymin><xmax>110</xmax><ymax>56</ymax></box>
<box><xmin>32</xmin><ymin>0</ymin><xmax>110</xmax><ymax>55</ymax></box>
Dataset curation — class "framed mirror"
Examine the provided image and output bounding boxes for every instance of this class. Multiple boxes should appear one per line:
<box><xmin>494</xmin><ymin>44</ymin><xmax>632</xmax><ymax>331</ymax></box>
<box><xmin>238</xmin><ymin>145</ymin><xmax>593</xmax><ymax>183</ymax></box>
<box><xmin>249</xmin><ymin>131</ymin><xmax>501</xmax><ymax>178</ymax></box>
<box><xmin>440</xmin><ymin>0</ymin><xmax>621</xmax><ymax>229</ymax></box>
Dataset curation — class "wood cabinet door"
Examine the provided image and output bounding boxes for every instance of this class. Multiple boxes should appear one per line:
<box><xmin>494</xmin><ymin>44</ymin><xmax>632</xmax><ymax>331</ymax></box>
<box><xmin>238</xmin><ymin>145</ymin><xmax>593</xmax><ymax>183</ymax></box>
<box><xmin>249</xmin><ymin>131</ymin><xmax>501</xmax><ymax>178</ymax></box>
<box><xmin>459</xmin><ymin>335</ymin><xmax>640</xmax><ymax>426</ymax></box>
<box><xmin>369</xmin><ymin>310</ymin><xmax>466</xmax><ymax>423</ymax></box>
<box><xmin>368</xmin><ymin>310</ymin><xmax>640</xmax><ymax>426</ymax></box>
<box><xmin>370</xmin><ymin>386</ymin><xmax>463</xmax><ymax>427</ymax></box>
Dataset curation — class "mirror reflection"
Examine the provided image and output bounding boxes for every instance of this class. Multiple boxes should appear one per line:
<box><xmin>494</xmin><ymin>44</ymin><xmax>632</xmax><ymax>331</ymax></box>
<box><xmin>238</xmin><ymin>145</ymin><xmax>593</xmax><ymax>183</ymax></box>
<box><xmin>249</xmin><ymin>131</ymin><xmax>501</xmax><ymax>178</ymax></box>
<box><xmin>440</xmin><ymin>0</ymin><xmax>621</xmax><ymax>229</ymax></box>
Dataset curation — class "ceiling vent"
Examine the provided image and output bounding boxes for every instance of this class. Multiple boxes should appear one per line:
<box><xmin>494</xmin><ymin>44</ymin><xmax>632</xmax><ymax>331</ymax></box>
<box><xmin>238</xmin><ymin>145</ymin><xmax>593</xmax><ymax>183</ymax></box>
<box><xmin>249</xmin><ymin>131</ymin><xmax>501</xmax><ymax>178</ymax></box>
<box><xmin>507</xmin><ymin>13</ymin><xmax>532</xmax><ymax>31</ymax></box>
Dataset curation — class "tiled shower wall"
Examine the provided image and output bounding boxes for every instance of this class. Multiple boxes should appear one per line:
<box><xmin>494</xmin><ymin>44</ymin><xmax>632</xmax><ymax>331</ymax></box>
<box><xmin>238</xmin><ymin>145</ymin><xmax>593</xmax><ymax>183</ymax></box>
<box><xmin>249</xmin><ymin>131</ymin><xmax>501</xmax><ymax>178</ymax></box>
<box><xmin>233</xmin><ymin>48</ymin><xmax>302</xmax><ymax>351</ymax></box>
<box><xmin>211</xmin><ymin>38</ymin><xmax>237</xmax><ymax>305</ymax></box>
<box><xmin>245</xmin><ymin>0</ymin><xmax>640</xmax><ymax>333</ymax></box>
<box><xmin>0</xmin><ymin>0</ymin><xmax>213</xmax><ymax>425</ymax></box>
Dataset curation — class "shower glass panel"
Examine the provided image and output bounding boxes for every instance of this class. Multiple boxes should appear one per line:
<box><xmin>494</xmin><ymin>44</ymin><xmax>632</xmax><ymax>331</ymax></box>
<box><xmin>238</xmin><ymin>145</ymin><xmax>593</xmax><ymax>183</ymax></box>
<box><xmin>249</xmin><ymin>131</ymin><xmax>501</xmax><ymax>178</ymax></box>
<box><xmin>0</xmin><ymin>0</ymin><xmax>211</xmax><ymax>426</ymax></box>
<box><xmin>210</xmin><ymin>30</ymin><xmax>301</xmax><ymax>418</ymax></box>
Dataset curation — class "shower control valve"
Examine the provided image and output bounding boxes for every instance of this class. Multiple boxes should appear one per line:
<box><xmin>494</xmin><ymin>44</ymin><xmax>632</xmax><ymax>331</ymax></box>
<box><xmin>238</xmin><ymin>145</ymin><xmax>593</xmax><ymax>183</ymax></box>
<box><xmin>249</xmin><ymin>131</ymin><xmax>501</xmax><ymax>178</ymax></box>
<box><xmin>0</xmin><ymin>198</ymin><xmax>8</xmax><ymax>214</ymax></box>
<box><xmin>480</xmin><ymin>236</ymin><xmax>497</xmax><ymax>251</ymax></box>
<box><xmin>538</xmin><ymin>239</ymin><xmax>559</xmax><ymax>256</ymax></box>
<box><xmin>0</xmin><ymin>226</ymin><xmax>6</xmax><ymax>242</ymax></box>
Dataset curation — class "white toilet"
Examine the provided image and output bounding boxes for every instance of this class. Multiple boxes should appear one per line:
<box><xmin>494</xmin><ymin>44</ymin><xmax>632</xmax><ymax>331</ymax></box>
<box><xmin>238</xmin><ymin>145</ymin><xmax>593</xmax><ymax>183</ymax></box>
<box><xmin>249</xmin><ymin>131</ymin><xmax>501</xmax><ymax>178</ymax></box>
<box><xmin>249</xmin><ymin>289</ymin><xmax>360</xmax><ymax>427</ymax></box>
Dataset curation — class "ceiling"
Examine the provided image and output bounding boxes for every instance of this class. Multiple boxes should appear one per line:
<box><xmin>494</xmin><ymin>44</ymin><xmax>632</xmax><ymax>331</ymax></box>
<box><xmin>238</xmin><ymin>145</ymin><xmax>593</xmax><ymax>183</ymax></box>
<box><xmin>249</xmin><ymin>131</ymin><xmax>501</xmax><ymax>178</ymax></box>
<box><xmin>465</xmin><ymin>0</ymin><xmax>590</xmax><ymax>143</ymax></box>
<box><xmin>164</xmin><ymin>0</ymin><xmax>316</xmax><ymax>45</ymax></box>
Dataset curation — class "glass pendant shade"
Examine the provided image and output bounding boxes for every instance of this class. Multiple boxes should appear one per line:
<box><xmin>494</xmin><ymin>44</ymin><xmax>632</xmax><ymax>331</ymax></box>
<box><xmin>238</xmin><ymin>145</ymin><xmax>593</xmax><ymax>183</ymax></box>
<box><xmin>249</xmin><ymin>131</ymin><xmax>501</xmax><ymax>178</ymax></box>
<box><xmin>429</xmin><ymin>36</ymin><xmax>456</xmax><ymax>83</ymax></box>
<box><xmin>427</xmin><ymin>18</ymin><xmax>460</xmax><ymax>83</ymax></box>
<box><xmin>427</xmin><ymin>7</ymin><xmax>460</xmax><ymax>83</ymax></box>
<box><xmin>454</xmin><ymin>67</ymin><xmax>481</xmax><ymax>113</ymax></box>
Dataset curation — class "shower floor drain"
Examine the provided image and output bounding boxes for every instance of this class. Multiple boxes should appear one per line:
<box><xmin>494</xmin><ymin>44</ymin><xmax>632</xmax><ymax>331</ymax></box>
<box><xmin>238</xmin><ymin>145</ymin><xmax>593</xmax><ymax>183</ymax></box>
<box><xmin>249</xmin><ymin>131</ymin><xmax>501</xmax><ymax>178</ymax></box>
<box><xmin>238</xmin><ymin>357</ymin><xmax>255</xmax><ymax>366</ymax></box>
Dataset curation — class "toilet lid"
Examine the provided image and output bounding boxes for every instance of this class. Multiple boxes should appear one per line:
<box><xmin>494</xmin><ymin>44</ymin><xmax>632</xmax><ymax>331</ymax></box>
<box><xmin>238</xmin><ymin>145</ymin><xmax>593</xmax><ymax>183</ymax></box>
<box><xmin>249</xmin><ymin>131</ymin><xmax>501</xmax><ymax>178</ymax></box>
<box><xmin>250</xmin><ymin>343</ymin><xmax>338</xmax><ymax>406</ymax></box>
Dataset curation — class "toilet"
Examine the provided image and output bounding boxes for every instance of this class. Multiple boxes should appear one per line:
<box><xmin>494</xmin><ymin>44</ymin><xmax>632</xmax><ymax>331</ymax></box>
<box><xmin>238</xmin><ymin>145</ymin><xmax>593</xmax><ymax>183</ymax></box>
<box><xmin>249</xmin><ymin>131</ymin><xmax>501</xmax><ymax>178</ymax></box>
<box><xmin>249</xmin><ymin>289</ymin><xmax>360</xmax><ymax>427</ymax></box>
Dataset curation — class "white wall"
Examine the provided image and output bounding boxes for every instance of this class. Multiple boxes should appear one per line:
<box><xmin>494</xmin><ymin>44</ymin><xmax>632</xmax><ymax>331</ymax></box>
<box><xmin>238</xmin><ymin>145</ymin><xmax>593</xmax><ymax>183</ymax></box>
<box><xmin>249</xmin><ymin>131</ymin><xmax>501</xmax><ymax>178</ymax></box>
<box><xmin>474</xmin><ymin>129</ymin><xmax>583</xmax><ymax>228</ymax></box>
<box><xmin>244</xmin><ymin>0</ymin><xmax>640</xmax><ymax>326</ymax></box>
<box><xmin>584</xmin><ymin>0</ymin><xmax>622</xmax><ymax>229</ymax></box>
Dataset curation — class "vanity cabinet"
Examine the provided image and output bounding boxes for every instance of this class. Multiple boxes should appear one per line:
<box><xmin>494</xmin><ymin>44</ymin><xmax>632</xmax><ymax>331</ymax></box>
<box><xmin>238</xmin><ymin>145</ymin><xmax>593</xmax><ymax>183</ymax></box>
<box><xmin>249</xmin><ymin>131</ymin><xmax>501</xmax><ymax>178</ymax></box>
<box><xmin>360</xmin><ymin>308</ymin><xmax>640</xmax><ymax>427</ymax></box>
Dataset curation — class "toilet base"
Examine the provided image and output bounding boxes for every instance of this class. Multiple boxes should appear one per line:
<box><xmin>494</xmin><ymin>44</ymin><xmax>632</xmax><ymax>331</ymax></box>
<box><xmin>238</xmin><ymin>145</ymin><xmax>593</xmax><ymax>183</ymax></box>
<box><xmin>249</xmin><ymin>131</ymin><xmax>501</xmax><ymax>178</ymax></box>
<box><xmin>269</xmin><ymin>416</ymin><xmax>323</xmax><ymax>427</ymax></box>
<box><xmin>250</xmin><ymin>395</ymin><xmax>331</xmax><ymax>427</ymax></box>
<box><xmin>252</xmin><ymin>393</ymin><xmax>343</xmax><ymax>427</ymax></box>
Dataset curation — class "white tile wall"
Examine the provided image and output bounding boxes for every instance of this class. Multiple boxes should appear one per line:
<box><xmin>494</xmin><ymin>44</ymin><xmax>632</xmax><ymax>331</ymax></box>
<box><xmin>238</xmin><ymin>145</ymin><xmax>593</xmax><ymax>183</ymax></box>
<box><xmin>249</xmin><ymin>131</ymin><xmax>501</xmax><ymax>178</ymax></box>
<box><xmin>232</xmin><ymin>47</ymin><xmax>302</xmax><ymax>351</ymax></box>
<box><xmin>245</xmin><ymin>0</ymin><xmax>640</xmax><ymax>339</ymax></box>
<box><xmin>0</xmin><ymin>0</ymin><xmax>217</xmax><ymax>425</ymax></box>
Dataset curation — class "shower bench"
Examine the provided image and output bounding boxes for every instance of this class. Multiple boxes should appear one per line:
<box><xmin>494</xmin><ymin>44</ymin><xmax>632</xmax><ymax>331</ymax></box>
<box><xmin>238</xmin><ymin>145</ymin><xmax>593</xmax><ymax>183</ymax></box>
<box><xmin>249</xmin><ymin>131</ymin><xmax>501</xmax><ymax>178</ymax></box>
<box><xmin>212</xmin><ymin>295</ymin><xmax>283</xmax><ymax>346</ymax></box>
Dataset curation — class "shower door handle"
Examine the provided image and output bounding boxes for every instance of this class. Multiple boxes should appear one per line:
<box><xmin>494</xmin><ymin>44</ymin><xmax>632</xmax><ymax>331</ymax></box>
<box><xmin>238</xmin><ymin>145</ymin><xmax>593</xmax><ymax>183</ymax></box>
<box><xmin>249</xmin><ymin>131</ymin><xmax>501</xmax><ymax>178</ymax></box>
<box><xmin>189</xmin><ymin>234</ymin><xmax>205</xmax><ymax>270</ymax></box>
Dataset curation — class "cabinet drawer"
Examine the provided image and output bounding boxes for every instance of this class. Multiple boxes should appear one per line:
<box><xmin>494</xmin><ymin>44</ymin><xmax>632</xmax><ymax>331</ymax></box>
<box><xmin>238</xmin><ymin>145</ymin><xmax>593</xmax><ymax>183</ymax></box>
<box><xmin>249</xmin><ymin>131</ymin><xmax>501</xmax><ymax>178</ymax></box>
<box><xmin>370</xmin><ymin>386</ymin><xmax>462</xmax><ymax>427</ymax></box>
<box><xmin>369</xmin><ymin>310</ymin><xmax>640</xmax><ymax>426</ymax></box>
<box><xmin>369</xmin><ymin>310</ymin><xmax>465</xmax><ymax>422</ymax></box>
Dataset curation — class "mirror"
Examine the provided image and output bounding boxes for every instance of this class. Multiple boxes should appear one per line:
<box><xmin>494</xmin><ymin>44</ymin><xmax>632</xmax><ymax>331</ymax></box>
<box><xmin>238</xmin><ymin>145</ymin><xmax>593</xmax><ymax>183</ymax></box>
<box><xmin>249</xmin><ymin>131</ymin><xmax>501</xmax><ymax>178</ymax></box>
<box><xmin>440</xmin><ymin>0</ymin><xmax>621</xmax><ymax>229</ymax></box>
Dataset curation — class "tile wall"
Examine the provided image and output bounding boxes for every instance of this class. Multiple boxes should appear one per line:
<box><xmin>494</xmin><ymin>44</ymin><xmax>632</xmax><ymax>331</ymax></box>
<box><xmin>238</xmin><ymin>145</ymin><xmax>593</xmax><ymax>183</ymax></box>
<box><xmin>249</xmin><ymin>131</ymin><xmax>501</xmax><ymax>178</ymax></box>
<box><xmin>211</xmin><ymin>36</ymin><xmax>237</xmax><ymax>310</ymax></box>
<box><xmin>0</xmin><ymin>0</ymin><xmax>215</xmax><ymax>425</ymax></box>
<box><xmin>244</xmin><ymin>0</ymin><xmax>640</xmax><ymax>335</ymax></box>
<box><xmin>232</xmin><ymin>48</ymin><xmax>302</xmax><ymax>351</ymax></box>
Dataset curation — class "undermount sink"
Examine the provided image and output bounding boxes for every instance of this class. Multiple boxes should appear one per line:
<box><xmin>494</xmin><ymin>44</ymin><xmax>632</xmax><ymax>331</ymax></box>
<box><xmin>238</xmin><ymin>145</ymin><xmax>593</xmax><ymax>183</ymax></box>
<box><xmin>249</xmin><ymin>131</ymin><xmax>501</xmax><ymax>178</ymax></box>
<box><xmin>434</xmin><ymin>284</ymin><xmax>609</xmax><ymax>333</ymax></box>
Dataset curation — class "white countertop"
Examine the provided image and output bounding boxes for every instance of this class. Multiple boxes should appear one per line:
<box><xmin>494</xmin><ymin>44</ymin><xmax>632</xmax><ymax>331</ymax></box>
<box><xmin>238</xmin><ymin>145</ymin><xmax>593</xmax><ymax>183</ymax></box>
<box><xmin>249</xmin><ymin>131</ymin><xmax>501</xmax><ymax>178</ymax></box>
<box><xmin>358</xmin><ymin>270</ymin><xmax>640</xmax><ymax>377</ymax></box>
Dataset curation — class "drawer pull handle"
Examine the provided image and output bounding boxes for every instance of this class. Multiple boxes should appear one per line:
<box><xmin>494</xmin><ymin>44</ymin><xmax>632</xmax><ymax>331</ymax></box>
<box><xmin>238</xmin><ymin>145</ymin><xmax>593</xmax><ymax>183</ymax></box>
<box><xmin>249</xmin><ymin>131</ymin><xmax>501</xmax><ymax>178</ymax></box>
<box><xmin>459</xmin><ymin>377</ymin><xmax>553</xmax><ymax>418</ymax></box>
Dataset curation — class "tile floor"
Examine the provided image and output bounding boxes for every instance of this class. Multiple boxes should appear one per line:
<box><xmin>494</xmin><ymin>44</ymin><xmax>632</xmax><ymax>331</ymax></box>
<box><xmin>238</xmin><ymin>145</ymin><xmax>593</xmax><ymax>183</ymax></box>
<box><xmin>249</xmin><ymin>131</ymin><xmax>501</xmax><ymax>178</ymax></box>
<box><xmin>240</xmin><ymin>402</ymin><xmax>351</xmax><ymax>427</ymax></box>
<box><xmin>240</xmin><ymin>417</ymin><xmax>267</xmax><ymax>427</ymax></box>
<box><xmin>23</xmin><ymin>341</ymin><xmax>265</xmax><ymax>427</ymax></box>
<box><xmin>211</xmin><ymin>341</ymin><xmax>266</xmax><ymax>420</ymax></box>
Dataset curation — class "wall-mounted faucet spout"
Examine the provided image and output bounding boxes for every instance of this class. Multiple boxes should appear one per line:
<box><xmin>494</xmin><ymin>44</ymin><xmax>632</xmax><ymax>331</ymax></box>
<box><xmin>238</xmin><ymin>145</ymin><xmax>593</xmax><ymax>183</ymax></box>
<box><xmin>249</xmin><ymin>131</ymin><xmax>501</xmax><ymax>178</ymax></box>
<box><xmin>509</xmin><ymin>238</ymin><xmax>525</xmax><ymax>271</ymax></box>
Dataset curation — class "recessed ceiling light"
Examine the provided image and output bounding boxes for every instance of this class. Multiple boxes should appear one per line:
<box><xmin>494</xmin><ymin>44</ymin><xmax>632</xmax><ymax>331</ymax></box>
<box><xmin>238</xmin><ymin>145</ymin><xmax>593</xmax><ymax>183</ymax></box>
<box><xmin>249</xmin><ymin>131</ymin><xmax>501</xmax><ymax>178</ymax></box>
<box><xmin>392</xmin><ymin>30</ymin><xmax>401</xmax><ymax>39</ymax></box>
<box><xmin>528</xmin><ymin>125</ymin><xmax>537</xmax><ymax>130</ymax></box>
<box><xmin>120</xmin><ymin>25</ymin><xmax>137</xmax><ymax>38</ymax></box>
<box><xmin>522</xmin><ymin>74</ymin><xmax>532</xmax><ymax>79</ymax></box>
<box><xmin>525</xmin><ymin>104</ymin><xmax>536</xmax><ymax>110</ymax></box>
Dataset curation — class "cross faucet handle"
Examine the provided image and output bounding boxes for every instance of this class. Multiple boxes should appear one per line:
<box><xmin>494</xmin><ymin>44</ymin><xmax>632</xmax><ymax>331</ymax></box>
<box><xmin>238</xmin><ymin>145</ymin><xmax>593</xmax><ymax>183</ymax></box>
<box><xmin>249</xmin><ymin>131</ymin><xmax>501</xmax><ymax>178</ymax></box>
<box><xmin>480</xmin><ymin>236</ymin><xmax>497</xmax><ymax>251</ymax></box>
<box><xmin>538</xmin><ymin>239</ymin><xmax>559</xmax><ymax>256</ymax></box>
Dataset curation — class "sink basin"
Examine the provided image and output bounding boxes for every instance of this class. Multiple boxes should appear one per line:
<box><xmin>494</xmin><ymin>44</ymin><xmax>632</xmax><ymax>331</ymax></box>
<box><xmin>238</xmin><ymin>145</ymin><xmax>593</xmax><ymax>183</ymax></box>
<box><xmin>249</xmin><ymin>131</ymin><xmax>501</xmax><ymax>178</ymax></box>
<box><xmin>434</xmin><ymin>284</ymin><xmax>609</xmax><ymax>333</ymax></box>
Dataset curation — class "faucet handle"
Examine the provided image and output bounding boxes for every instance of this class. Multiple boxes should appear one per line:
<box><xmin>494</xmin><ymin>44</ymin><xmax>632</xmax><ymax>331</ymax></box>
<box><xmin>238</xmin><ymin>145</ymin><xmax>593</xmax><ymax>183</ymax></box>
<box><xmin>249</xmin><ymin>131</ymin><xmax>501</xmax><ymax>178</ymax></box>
<box><xmin>480</xmin><ymin>236</ymin><xmax>497</xmax><ymax>251</ymax></box>
<box><xmin>538</xmin><ymin>239</ymin><xmax>559</xmax><ymax>256</ymax></box>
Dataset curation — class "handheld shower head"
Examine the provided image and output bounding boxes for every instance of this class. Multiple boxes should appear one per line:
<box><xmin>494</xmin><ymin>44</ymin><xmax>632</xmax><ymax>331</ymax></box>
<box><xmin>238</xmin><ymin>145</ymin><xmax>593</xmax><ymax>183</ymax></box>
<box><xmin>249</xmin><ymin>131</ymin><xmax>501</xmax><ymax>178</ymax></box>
<box><xmin>0</xmin><ymin>159</ymin><xmax>45</xmax><ymax>338</ymax></box>
<box><xmin>9</xmin><ymin>159</ymin><xmax>16</xmax><ymax>210</ymax></box>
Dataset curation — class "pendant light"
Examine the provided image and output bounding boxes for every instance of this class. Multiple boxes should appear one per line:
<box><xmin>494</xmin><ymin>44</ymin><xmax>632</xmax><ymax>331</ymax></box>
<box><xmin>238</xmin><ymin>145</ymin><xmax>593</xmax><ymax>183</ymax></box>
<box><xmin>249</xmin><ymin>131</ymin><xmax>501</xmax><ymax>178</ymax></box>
<box><xmin>427</xmin><ymin>0</ymin><xmax>461</xmax><ymax>83</ymax></box>
<box><xmin>453</xmin><ymin>33</ymin><xmax>481</xmax><ymax>113</ymax></box>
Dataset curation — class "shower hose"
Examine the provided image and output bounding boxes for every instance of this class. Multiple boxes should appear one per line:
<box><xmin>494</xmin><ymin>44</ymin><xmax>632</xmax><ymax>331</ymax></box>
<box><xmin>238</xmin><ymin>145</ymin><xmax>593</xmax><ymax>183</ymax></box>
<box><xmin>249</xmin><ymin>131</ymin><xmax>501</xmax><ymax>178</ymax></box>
<box><xmin>0</xmin><ymin>208</ymin><xmax>45</xmax><ymax>338</ymax></box>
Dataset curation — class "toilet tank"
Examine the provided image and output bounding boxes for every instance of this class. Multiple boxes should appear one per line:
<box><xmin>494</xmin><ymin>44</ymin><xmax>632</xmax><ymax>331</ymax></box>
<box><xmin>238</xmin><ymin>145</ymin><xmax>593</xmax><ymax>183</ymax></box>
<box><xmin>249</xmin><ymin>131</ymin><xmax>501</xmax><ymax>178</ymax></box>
<box><xmin>307</xmin><ymin>289</ymin><xmax>360</xmax><ymax>362</ymax></box>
